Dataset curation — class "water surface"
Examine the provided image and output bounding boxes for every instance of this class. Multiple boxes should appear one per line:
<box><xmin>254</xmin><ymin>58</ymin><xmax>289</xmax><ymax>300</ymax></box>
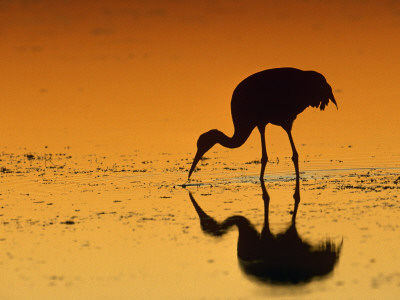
<box><xmin>0</xmin><ymin>144</ymin><xmax>399</xmax><ymax>299</ymax></box>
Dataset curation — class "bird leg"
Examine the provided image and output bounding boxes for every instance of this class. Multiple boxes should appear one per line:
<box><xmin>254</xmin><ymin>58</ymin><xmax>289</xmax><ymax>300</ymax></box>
<box><xmin>258</xmin><ymin>126</ymin><xmax>268</xmax><ymax>181</ymax></box>
<box><xmin>285</xmin><ymin>129</ymin><xmax>300</xmax><ymax>202</ymax></box>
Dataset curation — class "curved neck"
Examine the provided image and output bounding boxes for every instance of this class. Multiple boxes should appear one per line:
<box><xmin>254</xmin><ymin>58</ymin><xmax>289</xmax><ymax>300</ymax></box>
<box><xmin>217</xmin><ymin>127</ymin><xmax>253</xmax><ymax>149</ymax></box>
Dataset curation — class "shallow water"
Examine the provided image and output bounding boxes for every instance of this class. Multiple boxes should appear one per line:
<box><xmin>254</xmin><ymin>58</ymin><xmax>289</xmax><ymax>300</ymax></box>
<box><xmin>0</xmin><ymin>146</ymin><xmax>399</xmax><ymax>299</ymax></box>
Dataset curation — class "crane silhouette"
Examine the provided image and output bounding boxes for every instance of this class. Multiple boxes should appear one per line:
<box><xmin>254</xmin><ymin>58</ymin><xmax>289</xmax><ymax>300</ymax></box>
<box><xmin>188</xmin><ymin>68</ymin><xmax>337</xmax><ymax>186</ymax></box>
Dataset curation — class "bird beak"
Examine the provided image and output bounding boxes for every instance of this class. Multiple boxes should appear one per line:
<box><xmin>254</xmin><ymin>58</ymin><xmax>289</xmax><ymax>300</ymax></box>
<box><xmin>330</xmin><ymin>93</ymin><xmax>338</xmax><ymax>109</ymax></box>
<box><xmin>188</xmin><ymin>149</ymin><xmax>203</xmax><ymax>179</ymax></box>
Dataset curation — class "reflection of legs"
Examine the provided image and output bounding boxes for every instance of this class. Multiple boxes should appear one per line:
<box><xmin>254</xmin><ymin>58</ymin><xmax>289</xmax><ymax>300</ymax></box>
<box><xmin>285</xmin><ymin>129</ymin><xmax>300</xmax><ymax>202</ymax></box>
<box><xmin>260</xmin><ymin>180</ymin><xmax>272</xmax><ymax>239</ymax></box>
<box><xmin>258</xmin><ymin>126</ymin><xmax>268</xmax><ymax>181</ymax></box>
<box><xmin>291</xmin><ymin>186</ymin><xmax>300</xmax><ymax>223</ymax></box>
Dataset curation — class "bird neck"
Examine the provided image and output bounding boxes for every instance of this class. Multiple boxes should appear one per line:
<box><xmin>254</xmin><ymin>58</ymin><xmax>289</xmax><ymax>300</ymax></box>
<box><xmin>216</xmin><ymin>127</ymin><xmax>253</xmax><ymax>149</ymax></box>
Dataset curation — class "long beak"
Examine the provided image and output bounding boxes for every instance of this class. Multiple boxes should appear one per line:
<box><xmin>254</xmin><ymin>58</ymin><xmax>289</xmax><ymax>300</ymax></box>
<box><xmin>188</xmin><ymin>150</ymin><xmax>203</xmax><ymax>179</ymax></box>
<box><xmin>330</xmin><ymin>92</ymin><xmax>338</xmax><ymax>109</ymax></box>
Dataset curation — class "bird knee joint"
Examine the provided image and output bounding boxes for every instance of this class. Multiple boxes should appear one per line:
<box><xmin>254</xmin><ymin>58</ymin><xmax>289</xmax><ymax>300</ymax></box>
<box><xmin>261</xmin><ymin>156</ymin><xmax>268</xmax><ymax>164</ymax></box>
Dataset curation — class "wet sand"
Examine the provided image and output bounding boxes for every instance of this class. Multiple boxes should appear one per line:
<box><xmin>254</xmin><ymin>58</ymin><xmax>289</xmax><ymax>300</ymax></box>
<box><xmin>0</xmin><ymin>147</ymin><xmax>400</xmax><ymax>299</ymax></box>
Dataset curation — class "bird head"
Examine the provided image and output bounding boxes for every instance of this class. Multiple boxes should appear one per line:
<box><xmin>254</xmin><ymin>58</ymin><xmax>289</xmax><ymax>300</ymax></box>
<box><xmin>188</xmin><ymin>129</ymin><xmax>220</xmax><ymax>179</ymax></box>
<box><xmin>306</xmin><ymin>71</ymin><xmax>338</xmax><ymax>111</ymax></box>
<box><xmin>319</xmin><ymin>85</ymin><xmax>338</xmax><ymax>110</ymax></box>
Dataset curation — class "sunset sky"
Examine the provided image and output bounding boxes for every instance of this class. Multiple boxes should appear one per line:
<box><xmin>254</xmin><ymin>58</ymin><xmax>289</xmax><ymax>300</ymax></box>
<box><xmin>1</xmin><ymin>0</ymin><xmax>399</xmax><ymax>153</ymax></box>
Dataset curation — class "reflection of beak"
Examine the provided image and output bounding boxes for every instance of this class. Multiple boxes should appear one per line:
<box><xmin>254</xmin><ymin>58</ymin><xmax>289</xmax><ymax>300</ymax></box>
<box><xmin>188</xmin><ymin>150</ymin><xmax>203</xmax><ymax>179</ymax></box>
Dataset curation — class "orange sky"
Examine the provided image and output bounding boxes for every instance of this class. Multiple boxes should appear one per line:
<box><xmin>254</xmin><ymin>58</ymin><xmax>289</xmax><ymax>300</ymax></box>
<box><xmin>0</xmin><ymin>0</ymin><xmax>399</xmax><ymax>153</ymax></box>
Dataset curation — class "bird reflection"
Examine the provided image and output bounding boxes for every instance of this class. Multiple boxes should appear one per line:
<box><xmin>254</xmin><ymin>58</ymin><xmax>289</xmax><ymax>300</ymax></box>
<box><xmin>188</xmin><ymin>181</ymin><xmax>342</xmax><ymax>284</ymax></box>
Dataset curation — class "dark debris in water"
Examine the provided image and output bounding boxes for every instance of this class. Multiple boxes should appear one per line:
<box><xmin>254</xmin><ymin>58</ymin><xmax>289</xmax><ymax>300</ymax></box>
<box><xmin>60</xmin><ymin>220</ymin><xmax>75</xmax><ymax>225</ymax></box>
<box><xmin>1</xmin><ymin>167</ymin><xmax>12</xmax><ymax>173</ymax></box>
<box><xmin>245</xmin><ymin>160</ymin><xmax>261</xmax><ymax>165</ymax></box>
<box><xmin>25</xmin><ymin>154</ymin><xmax>35</xmax><ymax>160</ymax></box>
<box><xmin>178</xmin><ymin>182</ymin><xmax>212</xmax><ymax>188</ymax></box>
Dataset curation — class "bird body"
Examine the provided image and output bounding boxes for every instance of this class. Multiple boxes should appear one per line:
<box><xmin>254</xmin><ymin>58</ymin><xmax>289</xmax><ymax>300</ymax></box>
<box><xmin>188</xmin><ymin>67</ymin><xmax>337</xmax><ymax>182</ymax></box>
<box><xmin>231</xmin><ymin>68</ymin><xmax>333</xmax><ymax>129</ymax></box>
